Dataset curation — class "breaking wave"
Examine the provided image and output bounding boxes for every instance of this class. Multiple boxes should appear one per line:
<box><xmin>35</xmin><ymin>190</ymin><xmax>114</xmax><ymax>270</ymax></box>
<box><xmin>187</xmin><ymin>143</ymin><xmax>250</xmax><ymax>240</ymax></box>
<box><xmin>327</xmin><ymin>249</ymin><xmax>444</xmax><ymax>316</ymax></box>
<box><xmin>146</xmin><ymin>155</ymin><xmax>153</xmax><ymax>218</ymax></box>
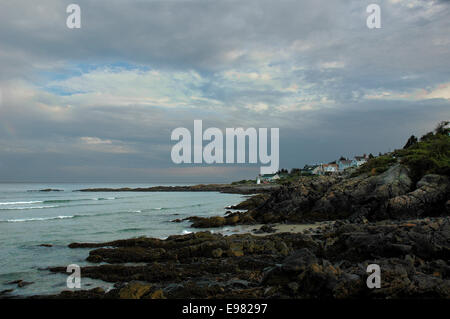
<box><xmin>1</xmin><ymin>215</ymin><xmax>74</xmax><ymax>223</ymax></box>
<box><xmin>0</xmin><ymin>201</ymin><xmax>43</xmax><ymax>205</ymax></box>
<box><xmin>0</xmin><ymin>205</ymin><xmax>58</xmax><ymax>210</ymax></box>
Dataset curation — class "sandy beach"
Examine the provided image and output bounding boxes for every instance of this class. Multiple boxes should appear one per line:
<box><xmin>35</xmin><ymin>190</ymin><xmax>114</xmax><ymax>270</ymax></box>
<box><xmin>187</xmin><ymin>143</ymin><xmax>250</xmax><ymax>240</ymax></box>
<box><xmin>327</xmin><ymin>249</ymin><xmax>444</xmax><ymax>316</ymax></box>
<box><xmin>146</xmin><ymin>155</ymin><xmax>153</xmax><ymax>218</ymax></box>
<box><xmin>225</xmin><ymin>222</ymin><xmax>331</xmax><ymax>236</ymax></box>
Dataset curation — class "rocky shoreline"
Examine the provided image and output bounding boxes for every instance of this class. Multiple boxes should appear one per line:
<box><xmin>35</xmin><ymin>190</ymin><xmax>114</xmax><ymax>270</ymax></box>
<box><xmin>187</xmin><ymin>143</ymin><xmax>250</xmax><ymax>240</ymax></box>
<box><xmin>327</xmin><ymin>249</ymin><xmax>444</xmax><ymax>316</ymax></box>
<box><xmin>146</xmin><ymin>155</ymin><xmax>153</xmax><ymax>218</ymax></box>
<box><xmin>29</xmin><ymin>217</ymin><xmax>450</xmax><ymax>299</ymax></box>
<box><xmin>4</xmin><ymin>162</ymin><xmax>449</xmax><ymax>299</ymax></box>
<box><xmin>182</xmin><ymin>165</ymin><xmax>449</xmax><ymax>229</ymax></box>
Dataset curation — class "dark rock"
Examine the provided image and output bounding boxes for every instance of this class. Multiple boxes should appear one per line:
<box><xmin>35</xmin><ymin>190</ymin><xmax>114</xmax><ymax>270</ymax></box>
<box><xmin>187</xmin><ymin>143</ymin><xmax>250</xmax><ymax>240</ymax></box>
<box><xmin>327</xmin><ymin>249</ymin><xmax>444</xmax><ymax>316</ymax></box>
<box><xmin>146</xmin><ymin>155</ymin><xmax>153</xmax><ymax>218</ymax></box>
<box><xmin>18</xmin><ymin>281</ymin><xmax>34</xmax><ymax>288</ymax></box>
<box><xmin>118</xmin><ymin>282</ymin><xmax>152</xmax><ymax>299</ymax></box>
<box><xmin>32</xmin><ymin>217</ymin><xmax>450</xmax><ymax>299</ymax></box>
<box><xmin>30</xmin><ymin>287</ymin><xmax>107</xmax><ymax>299</ymax></box>
<box><xmin>255</xmin><ymin>224</ymin><xmax>276</xmax><ymax>234</ymax></box>
<box><xmin>0</xmin><ymin>289</ymin><xmax>14</xmax><ymax>296</ymax></box>
<box><xmin>196</xmin><ymin>165</ymin><xmax>449</xmax><ymax>228</ymax></box>
<box><xmin>387</xmin><ymin>174</ymin><xmax>450</xmax><ymax>218</ymax></box>
<box><xmin>228</xmin><ymin>194</ymin><xmax>270</xmax><ymax>210</ymax></box>
<box><xmin>7</xmin><ymin>280</ymin><xmax>34</xmax><ymax>288</ymax></box>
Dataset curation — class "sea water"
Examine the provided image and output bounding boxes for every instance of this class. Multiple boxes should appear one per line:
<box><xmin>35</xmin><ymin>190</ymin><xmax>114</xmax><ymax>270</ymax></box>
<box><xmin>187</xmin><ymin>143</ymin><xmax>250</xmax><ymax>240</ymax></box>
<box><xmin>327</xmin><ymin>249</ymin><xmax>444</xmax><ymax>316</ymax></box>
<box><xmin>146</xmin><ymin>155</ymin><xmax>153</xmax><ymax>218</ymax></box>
<box><xmin>0</xmin><ymin>183</ymin><xmax>245</xmax><ymax>297</ymax></box>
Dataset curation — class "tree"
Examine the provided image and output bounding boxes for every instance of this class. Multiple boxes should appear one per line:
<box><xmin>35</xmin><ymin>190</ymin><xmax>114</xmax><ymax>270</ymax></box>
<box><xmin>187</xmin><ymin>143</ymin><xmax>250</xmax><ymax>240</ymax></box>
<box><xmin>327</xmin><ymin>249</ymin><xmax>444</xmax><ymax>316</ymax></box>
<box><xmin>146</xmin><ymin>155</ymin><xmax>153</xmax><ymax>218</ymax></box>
<box><xmin>420</xmin><ymin>132</ymin><xmax>434</xmax><ymax>142</ymax></box>
<box><xmin>435</xmin><ymin>121</ymin><xmax>449</xmax><ymax>135</ymax></box>
<box><xmin>403</xmin><ymin>135</ymin><xmax>418</xmax><ymax>149</ymax></box>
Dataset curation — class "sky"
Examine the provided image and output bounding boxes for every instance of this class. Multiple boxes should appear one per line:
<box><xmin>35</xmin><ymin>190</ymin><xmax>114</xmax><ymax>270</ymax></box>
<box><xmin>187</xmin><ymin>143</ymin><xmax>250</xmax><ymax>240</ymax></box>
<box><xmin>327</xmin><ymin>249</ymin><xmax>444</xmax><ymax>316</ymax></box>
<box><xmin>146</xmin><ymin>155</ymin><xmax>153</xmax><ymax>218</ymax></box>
<box><xmin>0</xmin><ymin>0</ymin><xmax>449</xmax><ymax>183</ymax></box>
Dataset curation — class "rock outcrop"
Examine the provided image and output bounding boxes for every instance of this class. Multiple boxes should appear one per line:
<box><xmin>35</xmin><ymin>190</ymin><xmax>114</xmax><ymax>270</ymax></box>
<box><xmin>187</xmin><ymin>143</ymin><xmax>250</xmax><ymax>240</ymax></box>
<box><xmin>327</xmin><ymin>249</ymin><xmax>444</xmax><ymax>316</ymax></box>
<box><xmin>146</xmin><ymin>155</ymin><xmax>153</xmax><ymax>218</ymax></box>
<box><xmin>387</xmin><ymin>174</ymin><xmax>450</xmax><ymax>219</ymax></box>
<box><xmin>34</xmin><ymin>217</ymin><xmax>450</xmax><ymax>299</ymax></box>
<box><xmin>186</xmin><ymin>165</ymin><xmax>449</xmax><ymax>228</ymax></box>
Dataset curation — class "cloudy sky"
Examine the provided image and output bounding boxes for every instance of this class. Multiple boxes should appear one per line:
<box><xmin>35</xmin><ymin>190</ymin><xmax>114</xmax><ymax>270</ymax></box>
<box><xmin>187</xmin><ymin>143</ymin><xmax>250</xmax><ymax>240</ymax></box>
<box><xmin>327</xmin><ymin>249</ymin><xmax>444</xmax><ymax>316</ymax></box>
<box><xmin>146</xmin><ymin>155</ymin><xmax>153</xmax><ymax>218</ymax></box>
<box><xmin>0</xmin><ymin>0</ymin><xmax>449</xmax><ymax>183</ymax></box>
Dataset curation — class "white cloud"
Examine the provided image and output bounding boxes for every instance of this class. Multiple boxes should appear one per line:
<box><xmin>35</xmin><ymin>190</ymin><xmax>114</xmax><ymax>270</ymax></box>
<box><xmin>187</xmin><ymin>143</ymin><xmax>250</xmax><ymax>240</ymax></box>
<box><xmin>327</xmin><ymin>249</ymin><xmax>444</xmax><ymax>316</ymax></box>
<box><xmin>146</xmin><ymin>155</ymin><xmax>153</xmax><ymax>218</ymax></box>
<box><xmin>319</xmin><ymin>61</ymin><xmax>345</xmax><ymax>70</ymax></box>
<box><xmin>417</xmin><ymin>83</ymin><xmax>450</xmax><ymax>100</ymax></box>
<box><xmin>80</xmin><ymin>136</ymin><xmax>113</xmax><ymax>145</ymax></box>
<box><xmin>245</xmin><ymin>102</ymin><xmax>269</xmax><ymax>112</ymax></box>
<box><xmin>364</xmin><ymin>82</ymin><xmax>450</xmax><ymax>101</ymax></box>
<box><xmin>222</xmin><ymin>70</ymin><xmax>272</xmax><ymax>82</ymax></box>
<box><xmin>44</xmin><ymin>68</ymin><xmax>210</xmax><ymax>109</ymax></box>
<box><xmin>78</xmin><ymin>136</ymin><xmax>135</xmax><ymax>154</ymax></box>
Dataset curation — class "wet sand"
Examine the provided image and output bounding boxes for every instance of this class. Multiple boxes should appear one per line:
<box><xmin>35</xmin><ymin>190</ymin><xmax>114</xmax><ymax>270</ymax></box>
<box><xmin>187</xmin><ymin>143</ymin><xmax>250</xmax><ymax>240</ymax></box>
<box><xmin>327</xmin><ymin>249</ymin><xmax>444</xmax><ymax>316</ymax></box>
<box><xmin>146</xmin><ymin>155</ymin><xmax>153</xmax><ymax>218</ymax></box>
<box><xmin>219</xmin><ymin>221</ymin><xmax>333</xmax><ymax>236</ymax></box>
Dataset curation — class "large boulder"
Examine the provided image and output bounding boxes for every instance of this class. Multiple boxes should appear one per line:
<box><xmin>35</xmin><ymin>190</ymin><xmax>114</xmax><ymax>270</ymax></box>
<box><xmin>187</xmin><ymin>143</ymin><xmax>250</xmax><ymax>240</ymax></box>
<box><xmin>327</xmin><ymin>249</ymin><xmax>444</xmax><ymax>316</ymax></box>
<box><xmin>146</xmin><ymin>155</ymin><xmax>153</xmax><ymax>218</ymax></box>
<box><xmin>387</xmin><ymin>174</ymin><xmax>450</xmax><ymax>218</ymax></box>
<box><xmin>119</xmin><ymin>282</ymin><xmax>152</xmax><ymax>299</ymax></box>
<box><xmin>247</xmin><ymin>165</ymin><xmax>415</xmax><ymax>223</ymax></box>
<box><xmin>312</xmin><ymin>164</ymin><xmax>412</xmax><ymax>221</ymax></box>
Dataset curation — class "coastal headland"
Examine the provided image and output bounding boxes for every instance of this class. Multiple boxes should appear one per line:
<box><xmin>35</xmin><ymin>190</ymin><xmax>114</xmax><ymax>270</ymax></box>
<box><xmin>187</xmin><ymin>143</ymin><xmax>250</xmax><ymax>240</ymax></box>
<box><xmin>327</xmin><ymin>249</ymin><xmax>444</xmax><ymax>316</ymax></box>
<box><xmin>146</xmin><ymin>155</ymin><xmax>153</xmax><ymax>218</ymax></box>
<box><xmin>76</xmin><ymin>184</ymin><xmax>280</xmax><ymax>195</ymax></box>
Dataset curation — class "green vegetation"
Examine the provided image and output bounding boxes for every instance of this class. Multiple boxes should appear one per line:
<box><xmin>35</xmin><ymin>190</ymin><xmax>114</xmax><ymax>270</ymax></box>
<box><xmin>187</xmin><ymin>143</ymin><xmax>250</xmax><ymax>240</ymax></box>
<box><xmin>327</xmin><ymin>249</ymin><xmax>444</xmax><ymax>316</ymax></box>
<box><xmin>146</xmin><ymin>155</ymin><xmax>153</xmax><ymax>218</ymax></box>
<box><xmin>354</xmin><ymin>121</ymin><xmax>450</xmax><ymax>181</ymax></box>
<box><xmin>395</xmin><ymin>122</ymin><xmax>450</xmax><ymax>182</ymax></box>
<box><xmin>231</xmin><ymin>122</ymin><xmax>449</xmax><ymax>185</ymax></box>
<box><xmin>231</xmin><ymin>179</ymin><xmax>255</xmax><ymax>185</ymax></box>
<box><xmin>352</xmin><ymin>154</ymin><xmax>398</xmax><ymax>176</ymax></box>
<box><xmin>278</xmin><ymin>173</ymin><xmax>313</xmax><ymax>185</ymax></box>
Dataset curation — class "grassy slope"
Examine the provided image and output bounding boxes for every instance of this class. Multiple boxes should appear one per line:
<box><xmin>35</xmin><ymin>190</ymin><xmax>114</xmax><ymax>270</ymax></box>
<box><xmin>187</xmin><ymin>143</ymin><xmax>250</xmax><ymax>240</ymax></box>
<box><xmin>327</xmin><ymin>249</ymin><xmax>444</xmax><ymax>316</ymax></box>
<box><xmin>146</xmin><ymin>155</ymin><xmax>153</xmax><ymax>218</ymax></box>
<box><xmin>356</xmin><ymin>125</ymin><xmax>450</xmax><ymax>182</ymax></box>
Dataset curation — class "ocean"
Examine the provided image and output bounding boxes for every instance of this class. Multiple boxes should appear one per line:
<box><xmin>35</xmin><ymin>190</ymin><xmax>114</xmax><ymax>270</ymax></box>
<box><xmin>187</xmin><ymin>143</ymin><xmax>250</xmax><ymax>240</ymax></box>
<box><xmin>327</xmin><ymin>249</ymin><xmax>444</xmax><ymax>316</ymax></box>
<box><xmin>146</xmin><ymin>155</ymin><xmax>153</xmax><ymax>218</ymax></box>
<box><xmin>0</xmin><ymin>183</ymin><xmax>245</xmax><ymax>297</ymax></box>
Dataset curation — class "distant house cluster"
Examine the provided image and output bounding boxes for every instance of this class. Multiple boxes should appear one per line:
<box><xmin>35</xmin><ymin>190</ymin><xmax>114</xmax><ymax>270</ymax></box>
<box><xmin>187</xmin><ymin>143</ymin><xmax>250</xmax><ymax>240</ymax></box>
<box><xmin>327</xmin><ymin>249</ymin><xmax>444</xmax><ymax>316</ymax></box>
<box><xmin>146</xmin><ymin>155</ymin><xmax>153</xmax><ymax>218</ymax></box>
<box><xmin>304</xmin><ymin>154</ymin><xmax>369</xmax><ymax>175</ymax></box>
<box><xmin>256</xmin><ymin>154</ymin><xmax>370</xmax><ymax>183</ymax></box>
<box><xmin>257</xmin><ymin>173</ymin><xmax>280</xmax><ymax>184</ymax></box>
<box><xmin>257</xmin><ymin>169</ymin><xmax>292</xmax><ymax>183</ymax></box>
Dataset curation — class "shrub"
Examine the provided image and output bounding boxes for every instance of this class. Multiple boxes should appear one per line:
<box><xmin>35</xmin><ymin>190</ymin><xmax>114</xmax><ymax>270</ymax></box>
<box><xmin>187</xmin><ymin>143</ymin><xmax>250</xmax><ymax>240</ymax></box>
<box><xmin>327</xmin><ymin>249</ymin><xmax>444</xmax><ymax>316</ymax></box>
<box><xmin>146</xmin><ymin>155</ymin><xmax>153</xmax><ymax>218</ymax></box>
<box><xmin>353</xmin><ymin>155</ymin><xmax>397</xmax><ymax>176</ymax></box>
<box><xmin>398</xmin><ymin>132</ymin><xmax>450</xmax><ymax>182</ymax></box>
<box><xmin>352</xmin><ymin>125</ymin><xmax>449</xmax><ymax>181</ymax></box>
<box><xmin>231</xmin><ymin>179</ymin><xmax>255</xmax><ymax>185</ymax></box>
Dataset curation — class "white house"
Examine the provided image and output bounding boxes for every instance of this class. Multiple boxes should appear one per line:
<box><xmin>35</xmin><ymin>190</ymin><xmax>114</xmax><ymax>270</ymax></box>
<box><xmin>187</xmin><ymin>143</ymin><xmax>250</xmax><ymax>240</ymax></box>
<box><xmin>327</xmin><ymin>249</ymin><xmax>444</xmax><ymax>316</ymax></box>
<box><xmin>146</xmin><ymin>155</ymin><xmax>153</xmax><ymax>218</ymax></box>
<box><xmin>259</xmin><ymin>173</ymin><xmax>280</xmax><ymax>183</ymax></box>
<box><xmin>312</xmin><ymin>163</ymin><xmax>338</xmax><ymax>175</ymax></box>
<box><xmin>337</xmin><ymin>159</ymin><xmax>353</xmax><ymax>171</ymax></box>
<box><xmin>323</xmin><ymin>163</ymin><xmax>339</xmax><ymax>173</ymax></box>
<box><xmin>312</xmin><ymin>165</ymin><xmax>324</xmax><ymax>175</ymax></box>
<box><xmin>354</xmin><ymin>155</ymin><xmax>368</xmax><ymax>167</ymax></box>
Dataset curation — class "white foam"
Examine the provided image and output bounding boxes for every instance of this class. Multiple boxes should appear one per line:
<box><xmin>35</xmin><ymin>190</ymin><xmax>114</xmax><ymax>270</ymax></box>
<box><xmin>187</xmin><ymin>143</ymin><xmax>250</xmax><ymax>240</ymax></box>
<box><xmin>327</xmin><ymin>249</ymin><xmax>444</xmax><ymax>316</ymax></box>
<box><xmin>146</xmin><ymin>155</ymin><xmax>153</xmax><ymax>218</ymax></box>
<box><xmin>0</xmin><ymin>205</ymin><xmax>57</xmax><ymax>210</ymax></box>
<box><xmin>92</xmin><ymin>197</ymin><xmax>116</xmax><ymax>201</ymax></box>
<box><xmin>3</xmin><ymin>215</ymin><xmax>74</xmax><ymax>223</ymax></box>
<box><xmin>0</xmin><ymin>201</ymin><xmax>43</xmax><ymax>205</ymax></box>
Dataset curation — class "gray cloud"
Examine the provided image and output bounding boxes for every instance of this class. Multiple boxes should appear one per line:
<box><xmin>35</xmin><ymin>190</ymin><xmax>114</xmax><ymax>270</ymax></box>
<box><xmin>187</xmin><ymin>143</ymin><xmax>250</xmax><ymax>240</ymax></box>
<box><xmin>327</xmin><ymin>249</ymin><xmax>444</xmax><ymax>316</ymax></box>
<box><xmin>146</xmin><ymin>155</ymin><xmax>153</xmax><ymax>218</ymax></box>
<box><xmin>0</xmin><ymin>0</ymin><xmax>449</xmax><ymax>182</ymax></box>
